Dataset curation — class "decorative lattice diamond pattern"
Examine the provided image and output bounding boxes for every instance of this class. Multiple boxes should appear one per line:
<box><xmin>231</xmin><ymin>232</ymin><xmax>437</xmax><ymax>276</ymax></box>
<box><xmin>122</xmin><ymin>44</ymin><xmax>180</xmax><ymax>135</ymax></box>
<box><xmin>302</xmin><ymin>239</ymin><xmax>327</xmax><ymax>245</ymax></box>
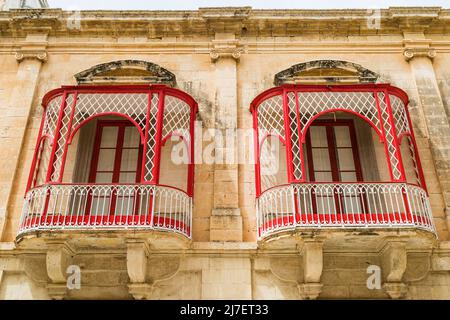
<box><xmin>297</xmin><ymin>91</ymin><xmax>380</xmax><ymax>136</ymax></box>
<box><xmin>42</xmin><ymin>95</ymin><xmax>63</xmax><ymax>138</ymax></box>
<box><xmin>390</xmin><ymin>95</ymin><xmax>410</xmax><ymax>138</ymax></box>
<box><xmin>144</xmin><ymin>94</ymin><xmax>159</xmax><ymax>182</ymax></box>
<box><xmin>50</xmin><ymin>94</ymin><xmax>75</xmax><ymax>182</ymax></box>
<box><xmin>378</xmin><ymin>93</ymin><xmax>402</xmax><ymax>180</ymax></box>
<box><xmin>257</xmin><ymin>95</ymin><xmax>285</xmax><ymax>141</ymax></box>
<box><xmin>287</xmin><ymin>92</ymin><xmax>302</xmax><ymax>180</ymax></box>
<box><xmin>163</xmin><ymin>95</ymin><xmax>191</xmax><ymax>145</ymax></box>
<box><xmin>73</xmin><ymin>93</ymin><xmax>148</xmax><ymax>131</ymax></box>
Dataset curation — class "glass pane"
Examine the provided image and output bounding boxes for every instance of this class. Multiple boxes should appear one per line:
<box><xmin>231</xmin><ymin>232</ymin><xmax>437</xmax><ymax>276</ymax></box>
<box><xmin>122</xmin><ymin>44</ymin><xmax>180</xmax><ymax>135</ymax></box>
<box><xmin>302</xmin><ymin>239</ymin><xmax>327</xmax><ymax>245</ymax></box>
<box><xmin>119</xmin><ymin>172</ymin><xmax>137</xmax><ymax>183</ymax></box>
<box><xmin>340</xmin><ymin>171</ymin><xmax>357</xmax><ymax>182</ymax></box>
<box><xmin>120</xmin><ymin>148</ymin><xmax>139</xmax><ymax>171</ymax></box>
<box><xmin>337</xmin><ymin>149</ymin><xmax>355</xmax><ymax>171</ymax></box>
<box><xmin>123</xmin><ymin>127</ymin><xmax>140</xmax><ymax>147</ymax></box>
<box><xmin>100</xmin><ymin>127</ymin><xmax>118</xmax><ymax>148</ymax></box>
<box><xmin>309</xmin><ymin>126</ymin><xmax>328</xmax><ymax>147</ymax></box>
<box><xmin>334</xmin><ymin>126</ymin><xmax>351</xmax><ymax>147</ymax></box>
<box><xmin>95</xmin><ymin>172</ymin><xmax>113</xmax><ymax>183</ymax></box>
<box><xmin>97</xmin><ymin>149</ymin><xmax>116</xmax><ymax>171</ymax></box>
<box><xmin>312</xmin><ymin>149</ymin><xmax>331</xmax><ymax>171</ymax></box>
<box><xmin>315</xmin><ymin>171</ymin><xmax>333</xmax><ymax>182</ymax></box>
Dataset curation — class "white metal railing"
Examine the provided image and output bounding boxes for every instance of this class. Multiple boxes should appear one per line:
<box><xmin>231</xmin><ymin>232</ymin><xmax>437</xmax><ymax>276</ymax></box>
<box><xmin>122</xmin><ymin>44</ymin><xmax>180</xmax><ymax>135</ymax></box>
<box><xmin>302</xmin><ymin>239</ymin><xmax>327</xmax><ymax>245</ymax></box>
<box><xmin>18</xmin><ymin>184</ymin><xmax>192</xmax><ymax>239</ymax></box>
<box><xmin>257</xmin><ymin>182</ymin><xmax>436</xmax><ymax>239</ymax></box>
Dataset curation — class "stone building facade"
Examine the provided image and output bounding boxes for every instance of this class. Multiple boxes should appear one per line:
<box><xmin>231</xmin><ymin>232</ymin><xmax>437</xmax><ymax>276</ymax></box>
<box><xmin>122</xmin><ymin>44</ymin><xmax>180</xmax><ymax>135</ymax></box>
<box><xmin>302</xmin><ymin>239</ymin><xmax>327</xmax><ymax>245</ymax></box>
<box><xmin>0</xmin><ymin>6</ymin><xmax>449</xmax><ymax>300</ymax></box>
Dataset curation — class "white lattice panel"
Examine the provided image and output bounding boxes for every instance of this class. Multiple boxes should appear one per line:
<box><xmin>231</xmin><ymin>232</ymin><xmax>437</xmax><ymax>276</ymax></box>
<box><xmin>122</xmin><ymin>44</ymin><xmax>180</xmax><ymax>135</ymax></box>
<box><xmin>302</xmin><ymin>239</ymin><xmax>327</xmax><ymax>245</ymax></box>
<box><xmin>287</xmin><ymin>92</ymin><xmax>302</xmax><ymax>180</ymax></box>
<box><xmin>390</xmin><ymin>95</ymin><xmax>410</xmax><ymax>138</ymax></box>
<box><xmin>50</xmin><ymin>94</ymin><xmax>75</xmax><ymax>182</ymax></box>
<box><xmin>297</xmin><ymin>91</ymin><xmax>380</xmax><ymax>135</ymax></box>
<box><xmin>144</xmin><ymin>94</ymin><xmax>159</xmax><ymax>182</ymax></box>
<box><xmin>163</xmin><ymin>95</ymin><xmax>191</xmax><ymax>144</ymax></box>
<box><xmin>42</xmin><ymin>95</ymin><xmax>63</xmax><ymax>139</ymax></box>
<box><xmin>378</xmin><ymin>93</ymin><xmax>402</xmax><ymax>180</ymax></box>
<box><xmin>257</xmin><ymin>95</ymin><xmax>285</xmax><ymax>141</ymax></box>
<box><xmin>73</xmin><ymin>93</ymin><xmax>148</xmax><ymax>130</ymax></box>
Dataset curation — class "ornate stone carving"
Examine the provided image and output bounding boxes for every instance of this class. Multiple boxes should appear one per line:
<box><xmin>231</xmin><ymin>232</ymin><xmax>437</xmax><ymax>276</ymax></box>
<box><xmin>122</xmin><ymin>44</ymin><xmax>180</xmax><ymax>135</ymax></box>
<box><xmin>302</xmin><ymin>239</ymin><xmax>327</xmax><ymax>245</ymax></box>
<box><xmin>209</xmin><ymin>39</ymin><xmax>245</xmax><ymax>62</ymax></box>
<box><xmin>74</xmin><ymin>60</ymin><xmax>176</xmax><ymax>86</ymax></box>
<box><xmin>403</xmin><ymin>47</ymin><xmax>436</xmax><ymax>61</ymax></box>
<box><xmin>274</xmin><ymin>60</ymin><xmax>380</xmax><ymax>85</ymax></box>
<box><xmin>15</xmin><ymin>49</ymin><xmax>47</xmax><ymax>62</ymax></box>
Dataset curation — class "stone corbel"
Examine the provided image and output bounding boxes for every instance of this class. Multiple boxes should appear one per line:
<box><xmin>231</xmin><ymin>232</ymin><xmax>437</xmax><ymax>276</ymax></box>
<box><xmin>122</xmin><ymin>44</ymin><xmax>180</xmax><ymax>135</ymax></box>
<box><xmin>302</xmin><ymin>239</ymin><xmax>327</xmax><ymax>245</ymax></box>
<box><xmin>297</xmin><ymin>239</ymin><xmax>325</xmax><ymax>300</ymax></box>
<box><xmin>46</xmin><ymin>240</ymin><xmax>75</xmax><ymax>300</ymax></box>
<box><xmin>210</xmin><ymin>39</ymin><xmax>245</xmax><ymax>62</ymax></box>
<box><xmin>126</xmin><ymin>239</ymin><xmax>152</xmax><ymax>299</ymax></box>
<box><xmin>15</xmin><ymin>49</ymin><xmax>48</xmax><ymax>62</ymax></box>
<box><xmin>380</xmin><ymin>239</ymin><xmax>409</xmax><ymax>299</ymax></box>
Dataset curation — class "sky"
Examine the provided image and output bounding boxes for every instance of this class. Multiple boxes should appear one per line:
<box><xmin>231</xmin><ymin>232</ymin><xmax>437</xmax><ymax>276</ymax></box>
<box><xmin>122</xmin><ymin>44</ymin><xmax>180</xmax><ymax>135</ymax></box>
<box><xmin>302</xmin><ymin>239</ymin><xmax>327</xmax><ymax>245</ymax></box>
<box><xmin>48</xmin><ymin>0</ymin><xmax>450</xmax><ymax>10</ymax></box>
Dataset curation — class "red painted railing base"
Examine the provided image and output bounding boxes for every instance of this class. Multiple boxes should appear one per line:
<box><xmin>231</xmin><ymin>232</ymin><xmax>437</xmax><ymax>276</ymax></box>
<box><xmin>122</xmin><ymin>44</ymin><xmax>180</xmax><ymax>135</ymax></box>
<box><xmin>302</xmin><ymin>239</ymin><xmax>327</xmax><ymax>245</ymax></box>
<box><xmin>21</xmin><ymin>215</ymin><xmax>190</xmax><ymax>234</ymax></box>
<box><xmin>260</xmin><ymin>212</ymin><xmax>431</xmax><ymax>232</ymax></box>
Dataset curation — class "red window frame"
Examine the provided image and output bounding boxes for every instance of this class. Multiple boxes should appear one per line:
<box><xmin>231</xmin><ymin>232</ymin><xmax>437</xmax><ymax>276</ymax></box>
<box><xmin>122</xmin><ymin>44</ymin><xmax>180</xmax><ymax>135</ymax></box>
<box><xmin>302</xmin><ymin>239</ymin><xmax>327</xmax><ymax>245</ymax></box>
<box><xmin>86</xmin><ymin>120</ymin><xmax>143</xmax><ymax>216</ymax></box>
<box><xmin>305</xmin><ymin>119</ymin><xmax>363</xmax><ymax>183</ymax></box>
<box><xmin>88</xmin><ymin>120</ymin><xmax>143</xmax><ymax>184</ymax></box>
<box><xmin>305</xmin><ymin>119</ymin><xmax>366</xmax><ymax>214</ymax></box>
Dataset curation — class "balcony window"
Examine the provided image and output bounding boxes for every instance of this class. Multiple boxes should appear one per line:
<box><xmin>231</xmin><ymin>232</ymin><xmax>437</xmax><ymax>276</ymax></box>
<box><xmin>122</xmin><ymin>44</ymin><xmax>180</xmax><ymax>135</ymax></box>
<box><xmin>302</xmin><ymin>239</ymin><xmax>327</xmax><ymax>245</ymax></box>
<box><xmin>250</xmin><ymin>84</ymin><xmax>435</xmax><ymax>239</ymax></box>
<box><xmin>19</xmin><ymin>85</ymin><xmax>198</xmax><ymax>239</ymax></box>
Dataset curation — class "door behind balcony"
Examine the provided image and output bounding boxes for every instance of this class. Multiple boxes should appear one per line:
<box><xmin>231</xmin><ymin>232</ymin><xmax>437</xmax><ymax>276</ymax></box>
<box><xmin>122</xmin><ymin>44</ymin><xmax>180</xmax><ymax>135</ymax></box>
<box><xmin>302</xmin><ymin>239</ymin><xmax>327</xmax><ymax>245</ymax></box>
<box><xmin>88</xmin><ymin>120</ymin><xmax>143</xmax><ymax>216</ymax></box>
<box><xmin>305</xmin><ymin>119</ymin><xmax>364</xmax><ymax>214</ymax></box>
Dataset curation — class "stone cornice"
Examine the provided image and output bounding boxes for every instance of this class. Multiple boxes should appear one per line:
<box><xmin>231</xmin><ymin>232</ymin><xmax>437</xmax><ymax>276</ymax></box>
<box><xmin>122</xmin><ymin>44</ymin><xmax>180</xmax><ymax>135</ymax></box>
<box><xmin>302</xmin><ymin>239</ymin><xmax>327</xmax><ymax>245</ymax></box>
<box><xmin>1</xmin><ymin>7</ymin><xmax>450</xmax><ymax>38</ymax></box>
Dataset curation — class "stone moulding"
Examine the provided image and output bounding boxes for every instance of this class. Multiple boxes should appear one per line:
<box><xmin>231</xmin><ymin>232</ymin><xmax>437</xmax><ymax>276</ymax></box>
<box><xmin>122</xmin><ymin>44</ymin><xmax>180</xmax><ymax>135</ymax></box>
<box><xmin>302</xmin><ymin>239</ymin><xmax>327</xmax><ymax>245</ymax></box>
<box><xmin>74</xmin><ymin>59</ymin><xmax>176</xmax><ymax>86</ymax></box>
<box><xmin>274</xmin><ymin>60</ymin><xmax>380</xmax><ymax>85</ymax></box>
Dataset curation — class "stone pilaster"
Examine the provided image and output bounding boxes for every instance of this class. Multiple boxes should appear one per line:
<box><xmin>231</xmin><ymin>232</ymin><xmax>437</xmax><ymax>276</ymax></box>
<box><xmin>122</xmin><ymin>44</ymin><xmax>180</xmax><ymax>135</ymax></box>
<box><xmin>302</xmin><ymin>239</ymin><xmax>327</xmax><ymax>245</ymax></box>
<box><xmin>403</xmin><ymin>31</ymin><xmax>450</xmax><ymax>234</ymax></box>
<box><xmin>0</xmin><ymin>33</ymin><xmax>47</xmax><ymax>241</ymax></box>
<box><xmin>209</xmin><ymin>32</ymin><xmax>243</xmax><ymax>242</ymax></box>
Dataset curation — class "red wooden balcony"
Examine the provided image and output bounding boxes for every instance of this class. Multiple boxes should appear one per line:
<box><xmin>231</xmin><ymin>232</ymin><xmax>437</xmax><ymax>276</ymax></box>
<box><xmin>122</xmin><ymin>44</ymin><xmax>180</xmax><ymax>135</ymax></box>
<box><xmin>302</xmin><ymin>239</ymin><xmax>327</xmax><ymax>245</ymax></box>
<box><xmin>18</xmin><ymin>85</ymin><xmax>197</xmax><ymax>239</ymax></box>
<box><xmin>250</xmin><ymin>84</ymin><xmax>436</xmax><ymax>240</ymax></box>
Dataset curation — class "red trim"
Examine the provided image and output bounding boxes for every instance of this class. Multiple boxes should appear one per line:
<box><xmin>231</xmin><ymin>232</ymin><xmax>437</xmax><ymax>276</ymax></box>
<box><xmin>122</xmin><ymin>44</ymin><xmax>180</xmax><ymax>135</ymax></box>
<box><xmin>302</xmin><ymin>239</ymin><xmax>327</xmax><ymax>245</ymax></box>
<box><xmin>67</xmin><ymin>112</ymin><xmax>145</xmax><ymax>145</ymax></box>
<box><xmin>384</xmin><ymin>90</ymin><xmax>407</xmax><ymax>181</ymax></box>
<box><xmin>374</xmin><ymin>92</ymin><xmax>395</xmax><ymax>181</ymax></box>
<box><xmin>282</xmin><ymin>88</ymin><xmax>295</xmax><ymax>183</ymax></box>
<box><xmin>253</xmin><ymin>112</ymin><xmax>262</xmax><ymax>197</ymax></box>
<box><xmin>404</xmin><ymin>102</ymin><xmax>427</xmax><ymax>193</ymax></box>
<box><xmin>45</xmin><ymin>91</ymin><xmax>68</xmax><ymax>183</ymax></box>
<box><xmin>153</xmin><ymin>90</ymin><xmax>165</xmax><ymax>184</ymax></box>
<box><xmin>58</xmin><ymin>92</ymin><xmax>78</xmax><ymax>182</ymax></box>
<box><xmin>26</xmin><ymin>113</ymin><xmax>46</xmax><ymax>193</ymax></box>
<box><xmin>301</xmin><ymin>109</ymin><xmax>383</xmax><ymax>142</ymax></box>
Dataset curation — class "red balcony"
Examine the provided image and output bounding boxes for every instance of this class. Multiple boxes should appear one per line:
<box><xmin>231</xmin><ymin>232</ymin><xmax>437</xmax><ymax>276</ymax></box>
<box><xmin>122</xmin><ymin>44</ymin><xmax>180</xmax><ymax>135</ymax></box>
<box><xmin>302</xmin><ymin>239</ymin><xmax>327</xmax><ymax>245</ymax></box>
<box><xmin>250</xmin><ymin>84</ymin><xmax>436</xmax><ymax>240</ymax></box>
<box><xmin>18</xmin><ymin>85</ymin><xmax>198</xmax><ymax>239</ymax></box>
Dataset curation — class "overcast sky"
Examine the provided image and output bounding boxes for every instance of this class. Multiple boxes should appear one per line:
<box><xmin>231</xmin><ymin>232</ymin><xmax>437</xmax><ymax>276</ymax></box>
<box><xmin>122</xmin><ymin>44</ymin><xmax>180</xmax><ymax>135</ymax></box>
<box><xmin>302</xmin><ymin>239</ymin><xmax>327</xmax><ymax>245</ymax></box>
<box><xmin>48</xmin><ymin>0</ymin><xmax>450</xmax><ymax>10</ymax></box>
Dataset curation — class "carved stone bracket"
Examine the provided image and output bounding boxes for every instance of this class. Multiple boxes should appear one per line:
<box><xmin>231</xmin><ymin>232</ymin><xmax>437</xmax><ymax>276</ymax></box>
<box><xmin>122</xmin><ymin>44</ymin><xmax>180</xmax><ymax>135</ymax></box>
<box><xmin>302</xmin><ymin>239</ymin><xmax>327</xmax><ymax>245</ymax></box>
<box><xmin>45</xmin><ymin>240</ymin><xmax>75</xmax><ymax>300</ymax></box>
<box><xmin>380</xmin><ymin>239</ymin><xmax>409</xmax><ymax>299</ymax></box>
<box><xmin>126</xmin><ymin>239</ymin><xmax>152</xmax><ymax>299</ymax></box>
<box><xmin>298</xmin><ymin>238</ymin><xmax>325</xmax><ymax>300</ymax></box>
<box><xmin>210</xmin><ymin>39</ymin><xmax>245</xmax><ymax>62</ymax></box>
<box><xmin>15</xmin><ymin>49</ymin><xmax>47</xmax><ymax>62</ymax></box>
